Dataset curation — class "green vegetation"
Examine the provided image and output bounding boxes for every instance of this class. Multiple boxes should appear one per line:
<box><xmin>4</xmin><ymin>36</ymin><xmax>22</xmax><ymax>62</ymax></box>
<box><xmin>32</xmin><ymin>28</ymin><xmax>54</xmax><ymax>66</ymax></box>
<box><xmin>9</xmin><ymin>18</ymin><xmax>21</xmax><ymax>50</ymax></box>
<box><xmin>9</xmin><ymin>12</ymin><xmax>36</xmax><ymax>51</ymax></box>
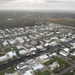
<box><xmin>0</xmin><ymin>53</ymin><xmax>5</xmax><ymax>56</ymax></box>
<box><xmin>35</xmin><ymin>70</ymin><xmax>50</xmax><ymax>75</ymax></box>
<box><xmin>5</xmin><ymin>48</ymin><xmax>12</xmax><ymax>52</ymax></box>
<box><xmin>44</xmin><ymin>56</ymin><xmax>70</xmax><ymax>73</ymax></box>
<box><xmin>44</xmin><ymin>59</ymin><xmax>54</xmax><ymax>66</ymax></box>
<box><xmin>52</xmin><ymin>56</ymin><xmax>69</xmax><ymax>73</ymax></box>
<box><xmin>44</xmin><ymin>18</ymin><xmax>75</xmax><ymax>27</ymax></box>
<box><xmin>0</xmin><ymin>67</ymin><xmax>15</xmax><ymax>75</ymax></box>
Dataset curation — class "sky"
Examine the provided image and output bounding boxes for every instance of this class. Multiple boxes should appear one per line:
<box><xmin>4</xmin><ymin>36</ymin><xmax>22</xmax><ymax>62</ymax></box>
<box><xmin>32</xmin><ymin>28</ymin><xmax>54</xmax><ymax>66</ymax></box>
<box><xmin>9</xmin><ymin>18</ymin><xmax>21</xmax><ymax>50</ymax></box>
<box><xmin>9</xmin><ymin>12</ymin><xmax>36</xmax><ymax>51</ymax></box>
<box><xmin>0</xmin><ymin>0</ymin><xmax>75</xmax><ymax>11</ymax></box>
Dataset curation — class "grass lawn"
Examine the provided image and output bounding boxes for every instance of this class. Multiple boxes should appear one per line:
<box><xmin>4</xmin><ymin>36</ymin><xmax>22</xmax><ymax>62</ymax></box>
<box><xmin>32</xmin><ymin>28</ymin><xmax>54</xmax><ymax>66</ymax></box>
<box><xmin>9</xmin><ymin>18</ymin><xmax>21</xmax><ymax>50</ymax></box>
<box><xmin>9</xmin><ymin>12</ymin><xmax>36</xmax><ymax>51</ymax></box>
<box><xmin>44</xmin><ymin>59</ymin><xmax>54</xmax><ymax>66</ymax></box>
<box><xmin>52</xmin><ymin>56</ymin><xmax>69</xmax><ymax>73</ymax></box>
<box><xmin>0</xmin><ymin>53</ymin><xmax>5</xmax><ymax>56</ymax></box>
<box><xmin>0</xmin><ymin>67</ymin><xmax>15</xmax><ymax>75</ymax></box>
<box><xmin>5</xmin><ymin>48</ymin><xmax>12</xmax><ymax>52</ymax></box>
<box><xmin>53</xmin><ymin>57</ymin><xmax>69</xmax><ymax>67</ymax></box>
<box><xmin>35</xmin><ymin>70</ymin><xmax>50</xmax><ymax>75</ymax></box>
<box><xmin>44</xmin><ymin>56</ymin><xmax>70</xmax><ymax>73</ymax></box>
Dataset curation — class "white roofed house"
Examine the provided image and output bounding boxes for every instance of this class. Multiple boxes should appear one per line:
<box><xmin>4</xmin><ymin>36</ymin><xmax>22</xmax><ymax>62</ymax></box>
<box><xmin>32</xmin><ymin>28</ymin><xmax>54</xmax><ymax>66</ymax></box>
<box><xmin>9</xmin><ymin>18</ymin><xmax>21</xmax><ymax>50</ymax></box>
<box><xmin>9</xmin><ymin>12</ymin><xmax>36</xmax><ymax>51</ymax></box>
<box><xmin>59</xmin><ymin>51</ymin><xmax>69</xmax><ymax>57</ymax></box>
<box><xmin>0</xmin><ymin>34</ymin><xmax>3</xmax><ymax>39</ymax></box>
<box><xmin>63</xmin><ymin>48</ymin><xmax>70</xmax><ymax>53</ymax></box>
<box><xmin>30</xmin><ymin>48</ymin><xmax>36</xmax><ymax>51</ymax></box>
<box><xmin>50</xmin><ymin>36</ymin><xmax>58</xmax><ymax>40</ymax></box>
<box><xmin>6</xmin><ymin>51</ymin><xmax>17</xmax><ymax>59</ymax></box>
<box><xmin>49</xmin><ymin>53</ymin><xmax>57</xmax><ymax>57</ymax></box>
<box><xmin>71</xmin><ymin>52</ymin><xmax>75</xmax><ymax>56</ymax></box>
<box><xmin>3</xmin><ymin>40</ymin><xmax>9</xmax><ymax>47</ymax></box>
<box><xmin>36</xmin><ymin>45</ymin><xmax>43</xmax><ymax>50</ymax></box>
<box><xmin>22</xmin><ymin>70</ymin><xmax>33</xmax><ymax>75</ymax></box>
<box><xmin>0</xmin><ymin>55</ymin><xmax>8</xmax><ymax>62</ymax></box>
<box><xmin>19</xmin><ymin>50</ymin><xmax>28</xmax><ymax>56</ymax></box>
<box><xmin>30</xmin><ymin>48</ymin><xmax>37</xmax><ymax>52</ymax></box>
<box><xmin>16</xmin><ymin>45</ymin><xmax>23</xmax><ymax>49</ymax></box>
<box><xmin>49</xmin><ymin>61</ymin><xmax>60</xmax><ymax>71</ymax></box>
<box><xmin>27</xmin><ymin>59</ymin><xmax>44</xmax><ymax>71</ymax></box>
<box><xmin>3</xmin><ymin>34</ymin><xmax>10</xmax><ymax>38</ymax></box>
<box><xmin>59</xmin><ymin>38</ymin><xmax>66</xmax><ymax>42</ymax></box>
<box><xmin>16</xmin><ymin>37</ymin><xmax>24</xmax><ymax>44</ymax></box>
<box><xmin>32</xmin><ymin>63</ymin><xmax>44</xmax><ymax>71</ymax></box>
<box><xmin>8</xmin><ymin>39</ymin><xmax>16</xmax><ymax>45</ymax></box>
<box><xmin>39</xmin><ymin>54</ymin><xmax>49</xmax><ymax>63</ymax></box>
<box><xmin>29</xmin><ymin>47</ymin><xmax>37</xmax><ymax>55</ymax></box>
<box><xmin>16</xmin><ymin>62</ymin><xmax>34</xmax><ymax>75</ymax></box>
<box><xmin>49</xmin><ymin>41</ymin><xmax>57</xmax><ymax>46</ymax></box>
<box><xmin>44</xmin><ymin>43</ymin><xmax>50</xmax><ymax>47</ymax></box>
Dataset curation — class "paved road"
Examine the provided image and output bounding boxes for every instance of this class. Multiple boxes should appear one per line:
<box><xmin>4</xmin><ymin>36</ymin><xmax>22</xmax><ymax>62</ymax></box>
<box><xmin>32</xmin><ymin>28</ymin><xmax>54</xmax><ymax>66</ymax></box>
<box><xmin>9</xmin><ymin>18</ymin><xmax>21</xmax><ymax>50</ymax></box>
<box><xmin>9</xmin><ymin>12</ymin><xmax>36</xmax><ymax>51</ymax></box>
<box><xmin>56</xmin><ymin>64</ymin><xmax>75</xmax><ymax>75</ymax></box>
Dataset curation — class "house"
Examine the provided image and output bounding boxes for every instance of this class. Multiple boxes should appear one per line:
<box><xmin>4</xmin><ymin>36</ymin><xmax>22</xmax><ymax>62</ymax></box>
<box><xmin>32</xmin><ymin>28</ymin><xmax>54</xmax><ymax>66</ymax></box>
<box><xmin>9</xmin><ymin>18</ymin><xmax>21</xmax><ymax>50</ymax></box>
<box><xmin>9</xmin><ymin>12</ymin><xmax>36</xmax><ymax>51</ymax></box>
<box><xmin>8</xmin><ymin>39</ymin><xmax>15</xmax><ymax>45</ymax></box>
<box><xmin>30</xmin><ymin>48</ymin><xmax>37</xmax><ymax>52</ymax></box>
<box><xmin>50</xmin><ymin>36</ymin><xmax>58</xmax><ymax>40</ymax></box>
<box><xmin>16</xmin><ymin>37</ymin><xmax>24</xmax><ymax>44</ymax></box>
<box><xmin>59</xmin><ymin>38</ymin><xmax>66</xmax><ymax>42</ymax></box>
<box><xmin>51</xmin><ymin>53</ymin><xmax>57</xmax><ymax>57</ymax></box>
<box><xmin>39</xmin><ymin>54</ymin><xmax>49</xmax><ymax>63</ymax></box>
<box><xmin>59</xmin><ymin>51</ymin><xmax>69</xmax><ymax>57</ymax></box>
<box><xmin>19</xmin><ymin>50</ymin><xmax>28</xmax><ymax>55</ymax></box>
<box><xmin>71</xmin><ymin>52</ymin><xmax>75</xmax><ymax>56</ymax></box>
<box><xmin>63</xmin><ymin>48</ymin><xmax>70</xmax><ymax>53</ymax></box>
<box><xmin>16</xmin><ymin>62</ymin><xmax>26</xmax><ymax>70</ymax></box>
<box><xmin>44</xmin><ymin>43</ymin><xmax>50</xmax><ymax>47</ymax></box>
<box><xmin>3</xmin><ymin>40</ymin><xmax>9</xmax><ymax>46</ymax></box>
<box><xmin>49</xmin><ymin>61</ymin><xmax>60</xmax><ymax>70</ymax></box>
<box><xmin>36</xmin><ymin>45</ymin><xmax>43</xmax><ymax>49</ymax></box>
<box><xmin>32</xmin><ymin>63</ymin><xmax>44</xmax><ymax>71</ymax></box>
<box><xmin>6</xmin><ymin>51</ymin><xmax>17</xmax><ymax>58</ymax></box>
<box><xmin>0</xmin><ymin>55</ymin><xmax>8</xmax><ymax>62</ymax></box>
<box><xmin>23</xmin><ymin>70</ymin><xmax>33</xmax><ymax>75</ymax></box>
<box><xmin>16</xmin><ymin>62</ymin><xmax>33</xmax><ymax>75</ymax></box>
<box><xmin>49</xmin><ymin>41</ymin><xmax>57</xmax><ymax>46</ymax></box>
<box><xmin>27</xmin><ymin>59</ymin><xmax>36</xmax><ymax>65</ymax></box>
<box><xmin>16</xmin><ymin>45</ymin><xmax>23</xmax><ymax>49</ymax></box>
<box><xmin>0</xmin><ymin>35</ymin><xmax>3</xmax><ymax>39</ymax></box>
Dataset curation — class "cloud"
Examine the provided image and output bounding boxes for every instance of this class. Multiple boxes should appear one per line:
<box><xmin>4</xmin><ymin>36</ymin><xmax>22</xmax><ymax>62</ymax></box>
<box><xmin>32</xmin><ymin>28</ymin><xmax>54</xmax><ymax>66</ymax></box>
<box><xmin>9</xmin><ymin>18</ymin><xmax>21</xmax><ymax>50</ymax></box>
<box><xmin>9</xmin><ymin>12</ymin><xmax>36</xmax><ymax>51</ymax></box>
<box><xmin>0</xmin><ymin>0</ymin><xmax>75</xmax><ymax>11</ymax></box>
<box><xmin>45</xmin><ymin>0</ymin><xmax>75</xmax><ymax>3</ymax></box>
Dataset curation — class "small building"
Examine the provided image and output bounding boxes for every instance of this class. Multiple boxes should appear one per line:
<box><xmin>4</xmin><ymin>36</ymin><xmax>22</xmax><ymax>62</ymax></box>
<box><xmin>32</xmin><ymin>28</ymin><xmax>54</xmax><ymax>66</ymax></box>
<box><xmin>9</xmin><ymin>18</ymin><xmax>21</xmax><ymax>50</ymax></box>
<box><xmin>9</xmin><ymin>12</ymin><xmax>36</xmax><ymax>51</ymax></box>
<box><xmin>23</xmin><ymin>70</ymin><xmax>33</xmax><ymax>75</ymax></box>
<box><xmin>6</xmin><ymin>51</ymin><xmax>17</xmax><ymax>58</ymax></box>
<box><xmin>49</xmin><ymin>61</ymin><xmax>60</xmax><ymax>70</ymax></box>
<box><xmin>19</xmin><ymin>50</ymin><xmax>28</xmax><ymax>55</ymax></box>
<box><xmin>59</xmin><ymin>38</ymin><xmax>66</xmax><ymax>42</ymax></box>
<box><xmin>3</xmin><ymin>40</ymin><xmax>9</xmax><ymax>46</ymax></box>
<box><xmin>49</xmin><ymin>41</ymin><xmax>57</xmax><ymax>46</ymax></box>
<box><xmin>63</xmin><ymin>48</ymin><xmax>70</xmax><ymax>53</ymax></box>
<box><xmin>8</xmin><ymin>39</ymin><xmax>15</xmax><ymax>45</ymax></box>
<box><xmin>51</xmin><ymin>53</ymin><xmax>57</xmax><ymax>57</ymax></box>
<box><xmin>16</xmin><ymin>37</ymin><xmax>24</xmax><ymax>44</ymax></box>
<box><xmin>36</xmin><ymin>45</ymin><xmax>43</xmax><ymax>49</ymax></box>
<box><xmin>50</xmin><ymin>36</ymin><xmax>58</xmax><ymax>40</ymax></box>
<box><xmin>27</xmin><ymin>59</ymin><xmax>36</xmax><ymax>65</ymax></box>
<box><xmin>16</xmin><ymin>45</ymin><xmax>23</xmax><ymax>49</ymax></box>
<box><xmin>30</xmin><ymin>48</ymin><xmax>37</xmax><ymax>52</ymax></box>
<box><xmin>0</xmin><ymin>55</ymin><xmax>8</xmax><ymax>62</ymax></box>
<box><xmin>59</xmin><ymin>51</ymin><xmax>69</xmax><ymax>57</ymax></box>
<box><xmin>44</xmin><ymin>43</ymin><xmax>50</xmax><ymax>47</ymax></box>
<box><xmin>32</xmin><ymin>63</ymin><xmax>44</xmax><ymax>71</ymax></box>
<box><xmin>71</xmin><ymin>52</ymin><xmax>75</xmax><ymax>56</ymax></box>
<box><xmin>39</xmin><ymin>54</ymin><xmax>49</xmax><ymax>63</ymax></box>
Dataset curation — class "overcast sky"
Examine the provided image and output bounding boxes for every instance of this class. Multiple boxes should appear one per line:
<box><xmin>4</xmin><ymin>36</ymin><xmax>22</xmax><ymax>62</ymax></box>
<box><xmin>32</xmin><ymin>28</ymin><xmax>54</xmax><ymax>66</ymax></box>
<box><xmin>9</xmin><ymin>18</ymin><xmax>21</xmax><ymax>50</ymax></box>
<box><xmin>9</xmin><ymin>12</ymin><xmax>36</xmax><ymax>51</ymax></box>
<box><xmin>0</xmin><ymin>0</ymin><xmax>75</xmax><ymax>11</ymax></box>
